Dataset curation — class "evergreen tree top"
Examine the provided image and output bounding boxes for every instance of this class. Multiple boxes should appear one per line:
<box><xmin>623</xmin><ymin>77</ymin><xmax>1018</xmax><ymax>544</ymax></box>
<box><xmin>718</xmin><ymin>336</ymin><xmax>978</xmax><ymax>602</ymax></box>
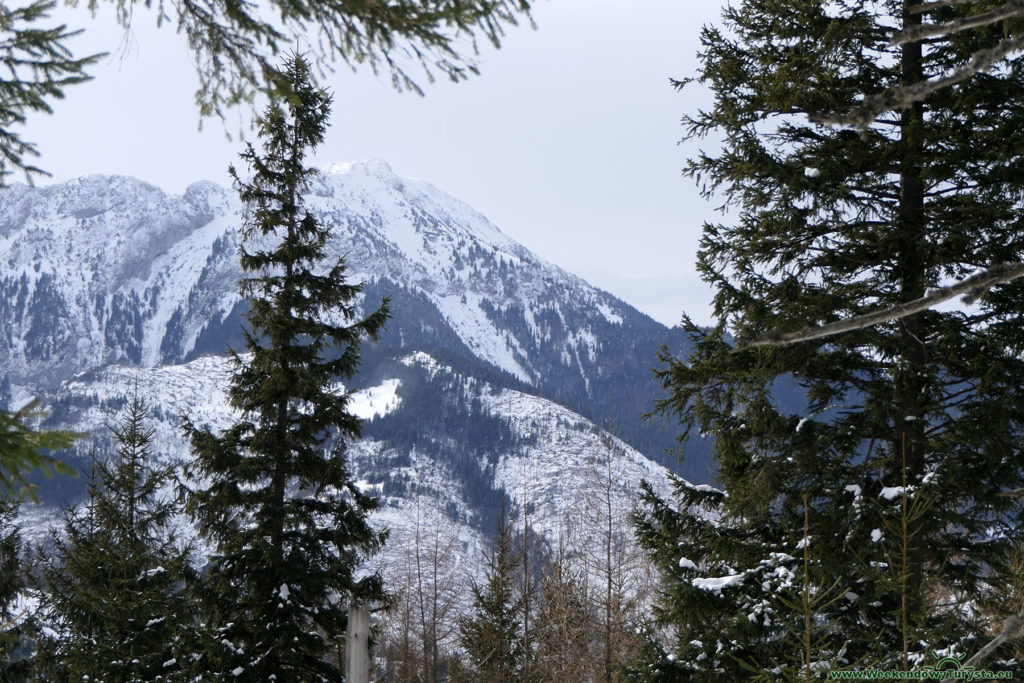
<box><xmin>184</xmin><ymin>53</ymin><xmax>389</xmax><ymax>680</ymax></box>
<box><xmin>34</xmin><ymin>394</ymin><xmax>193</xmax><ymax>682</ymax></box>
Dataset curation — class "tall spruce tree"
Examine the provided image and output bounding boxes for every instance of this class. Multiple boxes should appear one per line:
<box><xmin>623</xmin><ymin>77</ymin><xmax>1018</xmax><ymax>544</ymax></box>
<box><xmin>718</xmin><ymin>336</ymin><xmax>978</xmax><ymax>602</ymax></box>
<box><xmin>634</xmin><ymin>0</ymin><xmax>1024</xmax><ymax>678</ymax></box>
<box><xmin>35</xmin><ymin>396</ymin><xmax>192</xmax><ymax>681</ymax></box>
<box><xmin>183</xmin><ymin>53</ymin><xmax>389</xmax><ymax>681</ymax></box>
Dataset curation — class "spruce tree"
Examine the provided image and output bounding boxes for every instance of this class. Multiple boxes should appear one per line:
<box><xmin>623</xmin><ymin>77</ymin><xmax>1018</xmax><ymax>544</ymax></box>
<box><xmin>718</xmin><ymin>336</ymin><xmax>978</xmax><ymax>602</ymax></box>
<box><xmin>33</xmin><ymin>452</ymin><xmax>106</xmax><ymax>680</ymax></box>
<box><xmin>635</xmin><ymin>0</ymin><xmax>1024</xmax><ymax>678</ymax></box>
<box><xmin>183</xmin><ymin>53</ymin><xmax>389</xmax><ymax>681</ymax></box>
<box><xmin>457</xmin><ymin>504</ymin><xmax>525</xmax><ymax>682</ymax></box>
<box><xmin>35</xmin><ymin>397</ymin><xmax>192</xmax><ymax>682</ymax></box>
<box><xmin>0</xmin><ymin>496</ymin><xmax>29</xmax><ymax>681</ymax></box>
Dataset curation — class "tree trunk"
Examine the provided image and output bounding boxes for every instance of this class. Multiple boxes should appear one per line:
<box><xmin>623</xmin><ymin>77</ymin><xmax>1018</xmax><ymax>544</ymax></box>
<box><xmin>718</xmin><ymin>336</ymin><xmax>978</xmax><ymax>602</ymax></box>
<box><xmin>347</xmin><ymin>605</ymin><xmax>370</xmax><ymax>683</ymax></box>
<box><xmin>896</xmin><ymin>0</ymin><xmax>928</xmax><ymax>667</ymax></box>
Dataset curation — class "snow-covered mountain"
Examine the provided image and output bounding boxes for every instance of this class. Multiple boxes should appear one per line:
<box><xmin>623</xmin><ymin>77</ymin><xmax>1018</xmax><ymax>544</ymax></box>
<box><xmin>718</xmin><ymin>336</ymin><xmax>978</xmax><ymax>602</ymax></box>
<box><xmin>0</xmin><ymin>160</ymin><xmax>706</xmax><ymax>479</ymax></box>
<box><xmin>23</xmin><ymin>350</ymin><xmax>674</xmax><ymax>570</ymax></box>
<box><xmin>1</xmin><ymin>161</ymin><xmax>710</xmax><ymax>576</ymax></box>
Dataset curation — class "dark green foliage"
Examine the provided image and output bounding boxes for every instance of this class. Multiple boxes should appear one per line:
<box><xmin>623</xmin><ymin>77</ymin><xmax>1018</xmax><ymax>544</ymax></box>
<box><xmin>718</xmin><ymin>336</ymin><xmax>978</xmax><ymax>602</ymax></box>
<box><xmin>0</xmin><ymin>399</ymin><xmax>78</xmax><ymax>502</ymax></box>
<box><xmin>636</xmin><ymin>0</ymin><xmax>1024</xmax><ymax>677</ymax></box>
<box><xmin>458</xmin><ymin>504</ymin><xmax>525</xmax><ymax>682</ymax></box>
<box><xmin>0</xmin><ymin>497</ymin><xmax>30</xmax><ymax>681</ymax></box>
<box><xmin>3</xmin><ymin>0</ymin><xmax>528</xmax><ymax>182</ymax></box>
<box><xmin>35</xmin><ymin>396</ymin><xmax>192</xmax><ymax>681</ymax></box>
<box><xmin>0</xmin><ymin>0</ymin><xmax>100</xmax><ymax>184</ymax></box>
<box><xmin>183</xmin><ymin>54</ymin><xmax>389</xmax><ymax>681</ymax></box>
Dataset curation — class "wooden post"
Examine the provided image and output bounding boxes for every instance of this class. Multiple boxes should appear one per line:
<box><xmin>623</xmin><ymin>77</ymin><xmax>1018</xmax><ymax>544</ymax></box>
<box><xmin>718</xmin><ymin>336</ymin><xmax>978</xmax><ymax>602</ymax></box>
<box><xmin>346</xmin><ymin>604</ymin><xmax>370</xmax><ymax>683</ymax></box>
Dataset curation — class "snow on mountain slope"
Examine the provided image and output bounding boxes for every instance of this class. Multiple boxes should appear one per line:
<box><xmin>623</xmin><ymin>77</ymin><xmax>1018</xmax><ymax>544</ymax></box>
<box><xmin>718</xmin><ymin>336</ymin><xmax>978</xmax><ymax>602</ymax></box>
<box><xmin>0</xmin><ymin>161</ymin><xmax>646</xmax><ymax>392</ymax></box>
<box><xmin>38</xmin><ymin>350</ymin><xmax>673</xmax><ymax>587</ymax></box>
<box><xmin>1</xmin><ymin>159</ymin><xmax>701</xmax><ymax>612</ymax></box>
<box><xmin>1</xmin><ymin>161</ymin><xmax>709</xmax><ymax>480</ymax></box>
<box><xmin>50</xmin><ymin>355</ymin><xmax>404</xmax><ymax>469</ymax></box>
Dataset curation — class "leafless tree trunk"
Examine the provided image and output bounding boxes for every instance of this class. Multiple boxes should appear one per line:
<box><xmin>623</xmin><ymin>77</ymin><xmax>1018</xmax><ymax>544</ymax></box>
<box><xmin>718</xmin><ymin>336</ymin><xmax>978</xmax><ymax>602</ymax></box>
<box><xmin>532</xmin><ymin>543</ymin><xmax>601</xmax><ymax>683</ymax></box>
<box><xmin>562</xmin><ymin>422</ymin><xmax>655</xmax><ymax>681</ymax></box>
<box><xmin>375</xmin><ymin>496</ymin><xmax>463</xmax><ymax>681</ymax></box>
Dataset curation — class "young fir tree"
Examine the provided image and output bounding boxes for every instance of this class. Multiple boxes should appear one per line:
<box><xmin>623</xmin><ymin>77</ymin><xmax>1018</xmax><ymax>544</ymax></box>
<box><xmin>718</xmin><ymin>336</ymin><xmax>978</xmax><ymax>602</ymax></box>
<box><xmin>633</xmin><ymin>0</ymin><xmax>1024</xmax><ymax>678</ymax></box>
<box><xmin>0</xmin><ymin>497</ymin><xmax>30</xmax><ymax>681</ymax></box>
<box><xmin>35</xmin><ymin>396</ymin><xmax>191</xmax><ymax>682</ymax></box>
<box><xmin>183</xmin><ymin>54</ymin><xmax>390</xmax><ymax>681</ymax></box>
<box><xmin>456</xmin><ymin>503</ymin><xmax>526</xmax><ymax>683</ymax></box>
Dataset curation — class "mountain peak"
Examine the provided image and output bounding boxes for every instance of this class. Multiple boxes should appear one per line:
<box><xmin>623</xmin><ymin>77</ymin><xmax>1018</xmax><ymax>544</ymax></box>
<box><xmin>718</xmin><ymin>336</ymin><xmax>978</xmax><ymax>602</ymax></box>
<box><xmin>321</xmin><ymin>158</ymin><xmax>394</xmax><ymax>178</ymax></box>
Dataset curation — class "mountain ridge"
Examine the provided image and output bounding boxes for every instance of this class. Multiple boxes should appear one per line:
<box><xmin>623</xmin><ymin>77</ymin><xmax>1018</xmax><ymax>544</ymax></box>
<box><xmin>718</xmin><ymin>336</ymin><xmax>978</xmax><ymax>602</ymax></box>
<box><xmin>1</xmin><ymin>160</ymin><xmax>708</xmax><ymax>480</ymax></box>
<box><xmin>1</xmin><ymin>160</ymin><xmax>722</xmax><ymax>632</ymax></box>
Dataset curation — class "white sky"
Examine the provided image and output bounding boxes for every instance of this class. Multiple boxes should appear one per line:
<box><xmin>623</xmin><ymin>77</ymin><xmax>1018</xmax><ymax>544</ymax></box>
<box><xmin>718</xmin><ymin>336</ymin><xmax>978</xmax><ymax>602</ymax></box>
<box><xmin>22</xmin><ymin>0</ymin><xmax>725</xmax><ymax>327</ymax></box>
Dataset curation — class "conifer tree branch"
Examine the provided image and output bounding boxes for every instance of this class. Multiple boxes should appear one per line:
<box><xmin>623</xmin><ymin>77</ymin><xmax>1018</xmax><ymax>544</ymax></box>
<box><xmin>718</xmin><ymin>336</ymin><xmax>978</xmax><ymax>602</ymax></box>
<box><xmin>813</xmin><ymin>35</ymin><xmax>1024</xmax><ymax>128</ymax></box>
<box><xmin>736</xmin><ymin>261</ymin><xmax>1024</xmax><ymax>351</ymax></box>
<box><xmin>910</xmin><ymin>0</ymin><xmax>978</xmax><ymax>14</ymax></box>
<box><xmin>964</xmin><ymin>614</ymin><xmax>1023</xmax><ymax>668</ymax></box>
<box><xmin>895</xmin><ymin>0</ymin><xmax>1024</xmax><ymax>43</ymax></box>
<box><xmin>813</xmin><ymin>0</ymin><xmax>1024</xmax><ymax>127</ymax></box>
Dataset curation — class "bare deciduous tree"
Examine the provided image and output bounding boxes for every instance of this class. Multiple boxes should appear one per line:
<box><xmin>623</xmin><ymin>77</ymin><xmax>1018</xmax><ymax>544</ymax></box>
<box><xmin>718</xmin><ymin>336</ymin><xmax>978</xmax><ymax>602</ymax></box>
<box><xmin>375</xmin><ymin>497</ymin><xmax>463</xmax><ymax>682</ymax></box>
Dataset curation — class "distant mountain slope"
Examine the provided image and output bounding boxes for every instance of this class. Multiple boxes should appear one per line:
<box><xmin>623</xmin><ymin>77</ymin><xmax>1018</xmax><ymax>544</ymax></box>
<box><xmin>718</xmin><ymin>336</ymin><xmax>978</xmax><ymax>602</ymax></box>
<box><xmin>0</xmin><ymin>160</ymin><xmax>708</xmax><ymax>479</ymax></box>
<box><xmin>21</xmin><ymin>351</ymin><xmax>675</xmax><ymax>593</ymax></box>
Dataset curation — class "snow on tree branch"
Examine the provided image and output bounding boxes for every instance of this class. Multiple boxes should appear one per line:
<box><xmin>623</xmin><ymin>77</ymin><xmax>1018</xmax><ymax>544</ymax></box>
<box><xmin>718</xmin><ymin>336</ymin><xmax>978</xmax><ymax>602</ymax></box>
<box><xmin>736</xmin><ymin>261</ymin><xmax>1024</xmax><ymax>351</ymax></box>
<box><xmin>910</xmin><ymin>0</ymin><xmax>979</xmax><ymax>14</ymax></box>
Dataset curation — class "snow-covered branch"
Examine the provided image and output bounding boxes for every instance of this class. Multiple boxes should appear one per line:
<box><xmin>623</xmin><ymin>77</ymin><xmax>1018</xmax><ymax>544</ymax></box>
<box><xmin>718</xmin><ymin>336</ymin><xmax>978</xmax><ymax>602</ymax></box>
<box><xmin>910</xmin><ymin>0</ymin><xmax>980</xmax><ymax>14</ymax></box>
<box><xmin>814</xmin><ymin>35</ymin><xmax>1024</xmax><ymax>128</ymax></box>
<box><xmin>736</xmin><ymin>261</ymin><xmax>1024</xmax><ymax>351</ymax></box>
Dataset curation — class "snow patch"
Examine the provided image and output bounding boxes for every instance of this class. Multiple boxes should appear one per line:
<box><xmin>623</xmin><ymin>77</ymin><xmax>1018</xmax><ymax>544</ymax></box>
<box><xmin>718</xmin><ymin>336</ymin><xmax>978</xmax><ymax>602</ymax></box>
<box><xmin>596</xmin><ymin>302</ymin><xmax>623</xmax><ymax>325</ymax></box>
<box><xmin>879</xmin><ymin>486</ymin><xmax>906</xmax><ymax>501</ymax></box>
<box><xmin>692</xmin><ymin>574</ymin><xmax>744</xmax><ymax>594</ymax></box>
<box><xmin>349</xmin><ymin>378</ymin><xmax>402</xmax><ymax>421</ymax></box>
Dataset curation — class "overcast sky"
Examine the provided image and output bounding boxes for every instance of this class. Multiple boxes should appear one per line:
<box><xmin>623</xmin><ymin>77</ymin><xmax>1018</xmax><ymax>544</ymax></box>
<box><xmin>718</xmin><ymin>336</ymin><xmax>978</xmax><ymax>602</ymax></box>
<box><xmin>23</xmin><ymin>0</ymin><xmax>725</xmax><ymax>327</ymax></box>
